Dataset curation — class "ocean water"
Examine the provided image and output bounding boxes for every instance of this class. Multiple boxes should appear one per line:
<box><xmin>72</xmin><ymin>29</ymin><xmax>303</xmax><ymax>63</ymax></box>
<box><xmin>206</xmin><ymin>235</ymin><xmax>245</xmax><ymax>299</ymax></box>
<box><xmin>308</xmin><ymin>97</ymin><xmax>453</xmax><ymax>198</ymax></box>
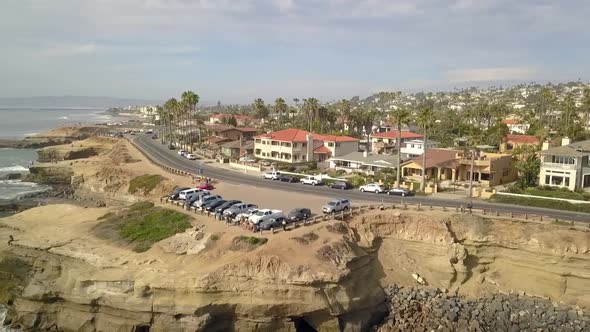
<box><xmin>0</xmin><ymin>107</ymin><xmax>114</xmax><ymax>139</ymax></box>
<box><xmin>0</xmin><ymin>148</ymin><xmax>50</xmax><ymax>200</ymax></box>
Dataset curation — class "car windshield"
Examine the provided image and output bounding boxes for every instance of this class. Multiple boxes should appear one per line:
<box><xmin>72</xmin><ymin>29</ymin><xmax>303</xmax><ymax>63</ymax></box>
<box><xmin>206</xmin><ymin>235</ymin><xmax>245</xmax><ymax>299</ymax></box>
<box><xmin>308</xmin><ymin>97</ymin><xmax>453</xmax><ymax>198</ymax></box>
<box><xmin>289</xmin><ymin>209</ymin><xmax>299</xmax><ymax>214</ymax></box>
<box><xmin>255</xmin><ymin>211</ymin><xmax>266</xmax><ymax>216</ymax></box>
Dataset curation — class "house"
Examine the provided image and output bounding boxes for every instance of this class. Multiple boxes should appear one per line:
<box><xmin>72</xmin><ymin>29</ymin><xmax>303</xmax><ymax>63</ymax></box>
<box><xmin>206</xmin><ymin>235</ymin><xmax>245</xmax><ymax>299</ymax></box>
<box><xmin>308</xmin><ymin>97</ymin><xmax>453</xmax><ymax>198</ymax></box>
<box><xmin>329</xmin><ymin>151</ymin><xmax>399</xmax><ymax>175</ymax></box>
<box><xmin>500</xmin><ymin>134</ymin><xmax>540</xmax><ymax>153</ymax></box>
<box><xmin>209</xmin><ymin>114</ymin><xmax>254</xmax><ymax>126</ymax></box>
<box><xmin>254</xmin><ymin>128</ymin><xmax>359</xmax><ymax>164</ymax></box>
<box><xmin>502</xmin><ymin>119</ymin><xmax>530</xmax><ymax>135</ymax></box>
<box><xmin>539</xmin><ymin>138</ymin><xmax>590</xmax><ymax>191</ymax></box>
<box><xmin>401</xmin><ymin>139</ymin><xmax>440</xmax><ymax>158</ymax></box>
<box><xmin>215</xmin><ymin>127</ymin><xmax>259</xmax><ymax>141</ymax></box>
<box><xmin>221</xmin><ymin>140</ymin><xmax>255</xmax><ymax>158</ymax></box>
<box><xmin>401</xmin><ymin>149</ymin><xmax>518</xmax><ymax>187</ymax></box>
<box><xmin>204</xmin><ymin>136</ymin><xmax>232</xmax><ymax>148</ymax></box>
<box><xmin>370</xmin><ymin>131</ymin><xmax>423</xmax><ymax>154</ymax></box>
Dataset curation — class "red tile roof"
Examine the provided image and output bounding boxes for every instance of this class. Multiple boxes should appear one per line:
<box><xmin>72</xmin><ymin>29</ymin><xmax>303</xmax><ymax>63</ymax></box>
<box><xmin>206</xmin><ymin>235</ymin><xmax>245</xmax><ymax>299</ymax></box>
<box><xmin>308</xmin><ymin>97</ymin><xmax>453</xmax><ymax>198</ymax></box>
<box><xmin>255</xmin><ymin>128</ymin><xmax>358</xmax><ymax>143</ymax></box>
<box><xmin>206</xmin><ymin>136</ymin><xmax>232</xmax><ymax>144</ymax></box>
<box><xmin>403</xmin><ymin>149</ymin><xmax>462</xmax><ymax>168</ymax></box>
<box><xmin>504</xmin><ymin>134</ymin><xmax>540</xmax><ymax>144</ymax></box>
<box><xmin>371</xmin><ymin>131</ymin><xmax>423</xmax><ymax>139</ymax></box>
<box><xmin>313</xmin><ymin>145</ymin><xmax>332</xmax><ymax>154</ymax></box>
<box><xmin>502</xmin><ymin>119</ymin><xmax>520</xmax><ymax>125</ymax></box>
<box><xmin>218</xmin><ymin>127</ymin><xmax>258</xmax><ymax>133</ymax></box>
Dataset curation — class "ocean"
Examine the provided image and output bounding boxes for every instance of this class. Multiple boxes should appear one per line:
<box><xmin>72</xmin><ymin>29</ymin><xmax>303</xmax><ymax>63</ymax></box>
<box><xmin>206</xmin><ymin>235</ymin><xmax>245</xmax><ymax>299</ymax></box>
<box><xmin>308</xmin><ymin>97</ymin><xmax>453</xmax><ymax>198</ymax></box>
<box><xmin>0</xmin><ymin>107</ymin><xmax>122</xmax><ymax>199</ymax></box>
<box><xmin>0</xmin><ymin>107</ymin><xmax>115</xmax><ymax>139</ymax></box>
<box><xmin>0</xmin><ymin>148</ymin><xmax>50</xmax><ymax>200</ymax></box>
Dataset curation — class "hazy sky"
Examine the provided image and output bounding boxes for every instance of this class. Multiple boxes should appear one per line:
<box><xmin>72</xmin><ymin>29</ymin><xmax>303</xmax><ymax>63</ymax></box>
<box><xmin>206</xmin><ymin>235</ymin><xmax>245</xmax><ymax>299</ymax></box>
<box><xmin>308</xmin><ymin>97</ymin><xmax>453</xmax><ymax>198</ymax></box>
<box><xmin>2</xmin><ymin>0</ymin><xmax>589</xmax><ymax>104</ymax></box>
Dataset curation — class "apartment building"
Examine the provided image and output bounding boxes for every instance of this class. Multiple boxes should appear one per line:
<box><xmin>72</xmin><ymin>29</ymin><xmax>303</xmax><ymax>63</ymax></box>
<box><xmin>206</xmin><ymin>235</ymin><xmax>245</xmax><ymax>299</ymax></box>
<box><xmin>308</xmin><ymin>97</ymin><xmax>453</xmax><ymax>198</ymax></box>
<box><xmin>401</xmin><ymin>139</ymin><xmax>440</xmax><ymax>158</ymax></box>
<box><xmin>254</xmin><ymin>128</ymin><xmax>359</xmax><ymax>164</ymax></box>
<box><xmin>539</xmin><ymin>138</ymin><xmax>590</xmax><ymax>191</ymax></box>
<box><xmin>369</xmin><ymin>130</ymin><xmax>423</xmax><ymax>154</ymax></box>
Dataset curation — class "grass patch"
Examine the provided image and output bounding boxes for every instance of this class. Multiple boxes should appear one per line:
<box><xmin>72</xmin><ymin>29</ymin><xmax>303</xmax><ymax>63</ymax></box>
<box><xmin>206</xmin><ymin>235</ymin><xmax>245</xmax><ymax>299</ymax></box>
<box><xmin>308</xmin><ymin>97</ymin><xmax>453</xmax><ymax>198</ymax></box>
<box><xmin>523</xmin><ymin>187</ymin><xmax>590</xmax><ymax>201</ymax></box>
<box><xmin>490</xmin><ymin>194</ymin><xmax>590</xmax><ymax>214</ymax></box>
<box><xmin>210</xmin><ymin>234</ymin><xmax>219</xmax><ymax>241</ymax></box>
<box><xmin>94</xmin><ymin>202</ymin><xmax>191</xmax><ymax>252</ymax></box>
<box><xmin>239</xmin><ymin>236</ymin><xmax>268</xmax><ymax>246</ymax></box>
<box><xmin>230</xmin><ymin>236</ymin><xmax>268</xmax><ymax>251</ymax></box>
<box><xmin>128</xmin><ymin>174</ymin><xmax>163</xmax><ymax>195</ymax></box>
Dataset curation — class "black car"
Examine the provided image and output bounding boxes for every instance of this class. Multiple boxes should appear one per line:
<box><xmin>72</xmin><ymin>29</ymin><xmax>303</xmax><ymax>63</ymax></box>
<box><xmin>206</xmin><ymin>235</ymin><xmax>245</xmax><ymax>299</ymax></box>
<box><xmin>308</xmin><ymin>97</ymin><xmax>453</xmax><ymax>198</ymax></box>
<box><xmin>168</xmin><ymin>144</ymin><xmax>175</xmax><ymax>150</ymax></box>
<box><xmin>215</xmin><ymin>200</ymin><xmax>242</xmax><ymax>213</ymax></box>
<box><xmin>169</xmin><ymin>187</ymin><xmax>190</xmax><ymax>200</ymax></box>
<box><xmin>330</xmin><ymin>181</ymin><xmax>352</xmax><ymax>190</ymax></box>
<box><xmin>387</xmin><ymin>188</ymin><xmax>413</xmax><ymax>196</ymax></box>
<box><xmin>151</xmin><ymin>134</ymin><xmax>158</xmax><ymax>139</ymax></box>
<box><xmin>279</xmin><ymin>175</ymin><xmax>298</xmax><ymax>183</ymax></box>
<box><xmin>259</xmin><ymin>217</ymin><xmax>286</xmax><ymax>231</ymax></box>
<box><xmin>205</xmin><ymin>199</ymin><xmax>227</xmax><ymax>212</ymax></box>
<box><xmin>287</xmin><ymin>208</ymin><xmax>312</xmax><ymax>222</ymax></box>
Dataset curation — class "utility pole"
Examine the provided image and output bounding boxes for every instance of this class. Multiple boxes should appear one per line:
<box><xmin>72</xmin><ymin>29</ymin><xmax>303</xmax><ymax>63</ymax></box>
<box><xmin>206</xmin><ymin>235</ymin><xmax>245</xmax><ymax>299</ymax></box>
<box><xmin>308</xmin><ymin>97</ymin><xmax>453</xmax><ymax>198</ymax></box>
<box><xmin>467</xmin><ymin>148</ymin><xmax>475</xmax><ymax>198</ymax></box>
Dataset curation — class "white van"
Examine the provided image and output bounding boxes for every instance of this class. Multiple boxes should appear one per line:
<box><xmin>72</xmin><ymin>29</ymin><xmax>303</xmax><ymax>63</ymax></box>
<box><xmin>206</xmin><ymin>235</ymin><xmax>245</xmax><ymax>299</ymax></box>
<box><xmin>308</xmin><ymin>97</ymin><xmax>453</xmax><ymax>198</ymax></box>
<box><xmin>179</xmin><ymin>188</ymin><xmax>203</xmax><ymax>200</ymax></box>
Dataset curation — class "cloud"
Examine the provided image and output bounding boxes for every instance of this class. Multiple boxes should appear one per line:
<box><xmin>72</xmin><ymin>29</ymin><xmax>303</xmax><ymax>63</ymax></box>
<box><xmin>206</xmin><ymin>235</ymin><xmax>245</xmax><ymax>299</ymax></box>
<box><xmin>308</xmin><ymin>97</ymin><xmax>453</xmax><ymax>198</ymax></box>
<box><xmin>38</xmin><ymin>43</ymin><xmax>99</xmax><ymax>57</ymax></box>
<box><xmin>446</xmin><ymin>67</ymin><xmax>537</xmax><ymax>83</ymax></box>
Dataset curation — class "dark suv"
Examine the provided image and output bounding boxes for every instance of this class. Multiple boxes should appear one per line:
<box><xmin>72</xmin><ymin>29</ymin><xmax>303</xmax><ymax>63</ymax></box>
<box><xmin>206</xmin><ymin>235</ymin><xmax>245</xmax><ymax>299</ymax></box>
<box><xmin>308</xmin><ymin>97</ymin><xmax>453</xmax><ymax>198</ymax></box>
<box><xmin>330</xmin><ymin>181</ymin><xmax>352</xmax><ymax>190</ymax></box>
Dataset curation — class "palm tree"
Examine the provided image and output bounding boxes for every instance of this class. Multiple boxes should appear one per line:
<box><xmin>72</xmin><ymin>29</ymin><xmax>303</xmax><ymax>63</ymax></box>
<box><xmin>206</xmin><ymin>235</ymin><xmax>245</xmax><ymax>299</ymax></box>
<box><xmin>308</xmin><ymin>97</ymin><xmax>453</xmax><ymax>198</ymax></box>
<box><xmin>583</xmin><ymin>87</ymin><xmax>590</xmax><ymax>131</ymax></box>
<box><xmin>303</xmin><ymin>98</ymin><xmax>319</xmax><ymax>132</ymax></box>
<box><xmin>417</xmin><ymin>106</ymin><xmax>434</xmax><ymax>192</ymax></box>
<box><xmin>181</xmin><ymin>91</ymin><xmax>199</xmax><ymax>151</ymax></box>
<box><xmin>274</xmin><ymin>98</ymin><xmax>288</xmax><ymax>130</ymax></box>
<box><xmin>156</xmin><ymin>106</ymin><xmax>165</xmax><ymax>144</ymax></box>
<box><xmin>254</xmin><ymin>98</ymin><xmax>269</xmax><ymax>120</ymax></box>
<box><xmin>339</xmin><ymin>99</ymin><xmax>351</xmax><ymax>133</ymax></box>
<box><xmin>163</xmin><ymin>98</ymin><xmax>179</xmax><ymax>146</ymax></box>
<box><xmin>391</xmin><ymin>107</ymin><xmax>411</xmax><ymax>187</ymax></box>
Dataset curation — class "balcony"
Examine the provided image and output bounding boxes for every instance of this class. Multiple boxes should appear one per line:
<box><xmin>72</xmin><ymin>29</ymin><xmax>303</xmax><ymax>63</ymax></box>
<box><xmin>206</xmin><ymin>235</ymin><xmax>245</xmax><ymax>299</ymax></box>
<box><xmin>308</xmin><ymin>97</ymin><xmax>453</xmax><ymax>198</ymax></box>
<box><xmin>541</xmin><ymin>162</ymin><xmax>576</xmax><ymax>170</ymax></box>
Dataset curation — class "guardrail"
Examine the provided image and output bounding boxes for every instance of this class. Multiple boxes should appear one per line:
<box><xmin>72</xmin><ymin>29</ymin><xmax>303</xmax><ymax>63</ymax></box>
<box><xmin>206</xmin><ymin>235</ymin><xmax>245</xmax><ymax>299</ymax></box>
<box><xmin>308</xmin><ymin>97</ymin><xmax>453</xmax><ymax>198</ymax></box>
<box><xmin>158</xmin><ymin>195</ymin><xmax>590</xmax><ymax>235</ymax></box>
<box><xmin>127</xmin><ymin>138</ymin><xmax>220</xmax><ymax>184</ymax></box>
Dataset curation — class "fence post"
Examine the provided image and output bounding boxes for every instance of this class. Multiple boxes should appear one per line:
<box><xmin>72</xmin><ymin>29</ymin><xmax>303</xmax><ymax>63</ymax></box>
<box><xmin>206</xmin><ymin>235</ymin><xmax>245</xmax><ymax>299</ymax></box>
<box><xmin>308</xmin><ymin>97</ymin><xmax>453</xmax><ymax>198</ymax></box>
<box><xmin>341</xmin><ymin>210</ymin><xmax>345</xmax><ymax>221</ymax></box>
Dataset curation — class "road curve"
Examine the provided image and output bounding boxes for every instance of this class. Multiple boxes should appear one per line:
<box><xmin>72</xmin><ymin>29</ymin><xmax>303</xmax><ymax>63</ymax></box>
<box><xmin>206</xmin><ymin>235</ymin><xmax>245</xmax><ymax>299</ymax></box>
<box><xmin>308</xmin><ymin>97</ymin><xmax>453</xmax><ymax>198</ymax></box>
<box><xmin>133</xmin><ymin>135</ymin><xmax>590</xmax><ymax>223</ymax></box>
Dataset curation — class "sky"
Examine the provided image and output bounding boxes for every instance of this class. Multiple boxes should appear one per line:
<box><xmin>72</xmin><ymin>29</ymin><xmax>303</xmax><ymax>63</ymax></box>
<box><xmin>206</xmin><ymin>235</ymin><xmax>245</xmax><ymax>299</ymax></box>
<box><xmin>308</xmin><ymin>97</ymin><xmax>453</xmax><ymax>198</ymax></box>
<box><xmin>2</xmin><ymin>0</ymin><xmax>590</xmax><ymax>104</ymax></box>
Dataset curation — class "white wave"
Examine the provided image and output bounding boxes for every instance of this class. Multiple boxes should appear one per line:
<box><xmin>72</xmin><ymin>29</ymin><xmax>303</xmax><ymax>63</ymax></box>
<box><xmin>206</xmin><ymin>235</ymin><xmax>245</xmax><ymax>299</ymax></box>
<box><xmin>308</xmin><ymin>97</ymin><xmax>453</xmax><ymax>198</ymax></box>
<box><xmin>0</xmin><ymin>165</ymin><xmax>29</xmax><ymax>173</ymax></box>
<box><xmin>58</xmin><ymin>116</ymin><xmax>69</xmax><ymax>120</ymax></box>
<box><xmin>24</xmin><ymin>132</ymin><xmax>39</xmax><ymax>136</ymax></box>
<box><xmin>0</xmin><ymin>180</ymin><xmax>39</xmax><ymax>186</ymax></box>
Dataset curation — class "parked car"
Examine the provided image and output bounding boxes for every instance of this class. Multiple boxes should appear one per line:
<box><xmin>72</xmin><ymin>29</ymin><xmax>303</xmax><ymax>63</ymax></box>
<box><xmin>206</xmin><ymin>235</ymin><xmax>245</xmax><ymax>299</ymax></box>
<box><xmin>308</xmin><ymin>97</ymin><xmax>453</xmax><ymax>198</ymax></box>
<box><xmin>330</xmin><ymin>181</ymin><xmax>352</xmax><ymax>190</ymax></box>
<box><xmin>239</xmin><ymin>156</ymin><xmax>256</xmax><ymax>163</ymax></box>
<box><xmin>235</xmin><ymin>207</ymin><xmax>259</xmax><ymax>221</ymax></box>
<box><xmin>279</xmin><ymin>175</ymin><xmax>298</xmax><ymax>183</ymax></box>
<box><xmin>248</xmin><ymin>209</ymin><xmax>284</xmax><ymax>224</ymax></box>
<box><xmin>198</xmin><ymin>183</ymin><xmax>215</xmax><ymax>190</ymax></box>
<box><xmin>145</xmin><ymin>130</ymin><xmax>153</xmax><ymax>134</ymax></box>
<box><xmin>178</xmin><ymin>188</ymin><xmax>203</xmax><ymax>200</ymax></box>
<box><xmin>359</xmin><ymin>183</ymin><xmax>386</xmax><ymax>193</ymax></box>
<box><xmin>387</xmin><ymin>188</ymin><xmax>413</xmax><ymax>196</ymax></box>
<box><xmin>224</xmin><ymin>203</ymin><xmax>258</xmax><ymax>218</ymax></box>
<box><xmin>193</xmin><ymin>194</ymin><xmax>223</xmax><ymax>208</ymax></box>
<box><xmin>300</xmin><ymin>175</ymin><xmax>321</xmax><ymax>186</ymax></box>
<box><xmin>287</xmin><ymin>208</ymin><xmax>311</xmax><ymax>222</ymax></box>
<box><xmin>185</xmin><ymin>191</ymin><xmax>210</xmax><ymax>207</ymax></box>
<box><xmin>178</xmin><ymin>150</ymin><xmax>188</xmax><ymax>157</ymax></box>
<box><xmin>204</xmin><ymin>199</ymin><xmax>227</xmax><ymax>212</ymax></box>
<box><xmin>262</xmin><ymin>171</ymin><xmax>281</xmax><ymax>180</ymax></box>
<box><xmin>322</xmin><ymin>199</ymin><xmax>350</xmax><ymax>214</ymax></box>
<box><xmin>258</xmin><ymin>216</ymin><xmax>286</xmax><ymax>231</ymax></box>
<box><xmin>151</xmin><ymin>134</ymin><xmax>158</xmax><ymax>139</ymax></box>
<box><xmin>215</xmin><ymin>200</ymin><xmax>242</xmax><ymax>214</ymax></box>
<box><xmin>168</xmin><ymin>144</ymin><xmax>175</xmax><ymax>150</ymax></box>
<box><xmin>168</xmin><ymin>187</ymin><xmax>190</xmax><ymax>200</ymax></box>
<box><xmin>186</xmin><ymin>153</ymin><xmax>197</xmax><ymax>160</ymax></box>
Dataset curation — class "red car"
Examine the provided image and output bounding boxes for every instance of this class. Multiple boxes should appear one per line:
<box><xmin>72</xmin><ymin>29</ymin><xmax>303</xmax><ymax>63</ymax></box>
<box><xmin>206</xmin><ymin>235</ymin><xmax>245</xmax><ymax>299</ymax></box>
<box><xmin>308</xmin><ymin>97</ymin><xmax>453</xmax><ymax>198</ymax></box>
<box><xmin>198</xmin><ymin>183</ymin><xmax>215</xmax><ymax>190</ymax></box>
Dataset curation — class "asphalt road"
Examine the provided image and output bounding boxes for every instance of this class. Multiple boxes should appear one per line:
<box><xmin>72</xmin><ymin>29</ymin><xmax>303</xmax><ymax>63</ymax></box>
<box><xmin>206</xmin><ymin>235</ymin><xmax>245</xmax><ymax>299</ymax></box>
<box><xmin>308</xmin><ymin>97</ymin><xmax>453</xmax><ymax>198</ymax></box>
<box><xmin>133</xmin><ymin>135</ymin><xmax>590</xmax><ymax>223</ymax></box>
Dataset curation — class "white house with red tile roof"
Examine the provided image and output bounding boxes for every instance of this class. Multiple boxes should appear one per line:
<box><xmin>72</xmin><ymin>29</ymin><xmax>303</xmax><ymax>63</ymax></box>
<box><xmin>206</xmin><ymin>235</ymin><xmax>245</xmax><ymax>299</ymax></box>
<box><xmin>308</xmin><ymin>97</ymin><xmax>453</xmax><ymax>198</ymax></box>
<box><xmin>501</xmin><ymin>119</ymin><xmax>530</xmax><ymax>135</ymax></box>
<box><xmin>370</xmin><ymin>130</ymin><xmax>423</xmax><ymax>155</ymax></box>
<box><xmin>254</xmin><ymin>128</ymin><xmax>359</xmax><ymax>163</ymax></box>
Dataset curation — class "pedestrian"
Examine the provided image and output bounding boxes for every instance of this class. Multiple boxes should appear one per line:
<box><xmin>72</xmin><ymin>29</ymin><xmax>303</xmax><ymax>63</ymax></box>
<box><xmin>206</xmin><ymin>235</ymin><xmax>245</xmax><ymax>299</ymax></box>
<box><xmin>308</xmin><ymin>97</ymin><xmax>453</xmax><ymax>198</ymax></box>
<box><xmin>467</xmin><ymin>201</ymin><xmax>473</xmax><ymax>214</ymax></box>
<box><xmin>8</xmin><ymin>235</ymin><xmax>14</xmax><ymax>246</ymax></box>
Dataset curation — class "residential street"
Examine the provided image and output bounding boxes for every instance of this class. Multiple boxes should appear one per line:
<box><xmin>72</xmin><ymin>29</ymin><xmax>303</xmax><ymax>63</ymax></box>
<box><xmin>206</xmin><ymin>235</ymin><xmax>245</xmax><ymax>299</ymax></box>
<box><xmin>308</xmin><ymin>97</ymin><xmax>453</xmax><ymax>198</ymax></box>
<box><xmin>134</xmin><ymin>135</ymin><xmax>590</xmax><ymax>223</ymax></box>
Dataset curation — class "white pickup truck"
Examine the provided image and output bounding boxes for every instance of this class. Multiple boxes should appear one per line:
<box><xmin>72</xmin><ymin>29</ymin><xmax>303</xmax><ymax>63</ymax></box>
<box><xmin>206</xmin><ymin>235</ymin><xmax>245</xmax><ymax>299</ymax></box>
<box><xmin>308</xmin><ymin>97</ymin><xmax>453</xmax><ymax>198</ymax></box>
<box><xmin>248</xmin><ymin>209</ymin><xmax>284</xmax><ymax>224</ymax></box>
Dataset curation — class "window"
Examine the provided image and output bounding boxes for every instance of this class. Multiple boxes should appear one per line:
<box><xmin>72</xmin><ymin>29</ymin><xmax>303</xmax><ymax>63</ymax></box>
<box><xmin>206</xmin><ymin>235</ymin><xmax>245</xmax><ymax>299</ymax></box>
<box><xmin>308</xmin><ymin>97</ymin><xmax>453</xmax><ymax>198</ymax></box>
<box><xmin>293</xmin><ymin>143</ymin><xmax>297</xmax><ymax>148</ymax></box>
<box><xmin>551</xmin><ymin>176</ymin><xmax>564</xmax><ymax>186</ymax></box>
<box><xmin>262</xmin><ymin>152</ymin><xmax>266</xmax><ymax>157</ymax></box>
<box><xmin>550</xmin><ymin>155</ymin><xmax>575</xmax><ymax>164</ymax></box>
<box><xmin>286</xmin><ymin>143</ymin><xmax>291</xmax><ymax>147</ymax></box>
<box><xmin>545</xmin><ymin>175</ymin><xmax>550</xmax><ymax>185</ymax></box>
<box><xmin>302</xmin><ymin>143</ymin><xmax>307</xmax><ymax>148</ymax></box>
<box><xmin>271</xmin><ymin>141</ymin><xmax>278</xmax><ymax>146</ymax></box>
<box><xmin>328</xmin><ymin>142</ymin><xmax>335</xmax><ymax>147</ymax></box>
<box><xmin>302</xmin><ymin>155</ymin><xmax>306</xmax><ymax>161</ymax></box>
<box><xmin>255</xmin><ymin>149</ymin><xmax>261</xmax><ymax>155</ymax></box>
<box><xmin>255</xmin><ymin>139</ymin><xmax>261</xmax><ymax>143</ymax></box>
<box><xmin>293</xmin><ymin>155</ymin><xmax>298</xmax><ymax>161</ymax></box>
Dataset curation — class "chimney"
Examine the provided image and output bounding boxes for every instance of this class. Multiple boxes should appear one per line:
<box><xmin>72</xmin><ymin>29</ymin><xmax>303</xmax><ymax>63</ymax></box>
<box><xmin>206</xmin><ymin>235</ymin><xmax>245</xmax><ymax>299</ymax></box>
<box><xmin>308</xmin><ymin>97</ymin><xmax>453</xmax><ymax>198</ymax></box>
<box><xmin>363</xmin><ymin>150</ymin><xmax>368</xmax><ymax>158</ymax></box>
<box><xmin>542</xmin><ymin>141</ymin><xmax>550</xmax><ymax>151</ymax></box>
<box><xmin>561</xmin><ymin>137</ymin><xmax>570</xmax><ymax>146</ymax></box>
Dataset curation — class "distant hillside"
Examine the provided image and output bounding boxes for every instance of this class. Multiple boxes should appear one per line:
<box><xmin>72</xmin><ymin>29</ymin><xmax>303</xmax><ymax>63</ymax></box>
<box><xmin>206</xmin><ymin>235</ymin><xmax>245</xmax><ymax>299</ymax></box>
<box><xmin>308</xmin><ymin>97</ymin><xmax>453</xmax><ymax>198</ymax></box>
<box><xmin>0</xmin><ymin>96</ymin><xmax>164</xmax><ymax>108</ymax></box>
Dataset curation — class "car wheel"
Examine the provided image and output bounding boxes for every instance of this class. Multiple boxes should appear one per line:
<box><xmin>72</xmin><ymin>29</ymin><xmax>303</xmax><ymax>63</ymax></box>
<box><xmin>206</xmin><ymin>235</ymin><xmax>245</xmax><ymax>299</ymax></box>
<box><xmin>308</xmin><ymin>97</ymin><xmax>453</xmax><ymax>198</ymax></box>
<box><xmin>344</xmin><ymin>206</ymin><xmax>349</xmax><ymax>211</ymax></box>
<box><xmin>312</xmin><ymin>183</ymin><xmax>316</xmax><ymax>186</ymax></box>
<box><xmin>360</xmin><ymin>188</ymin><xmax>365</xmax><ymax>192</ymax></box>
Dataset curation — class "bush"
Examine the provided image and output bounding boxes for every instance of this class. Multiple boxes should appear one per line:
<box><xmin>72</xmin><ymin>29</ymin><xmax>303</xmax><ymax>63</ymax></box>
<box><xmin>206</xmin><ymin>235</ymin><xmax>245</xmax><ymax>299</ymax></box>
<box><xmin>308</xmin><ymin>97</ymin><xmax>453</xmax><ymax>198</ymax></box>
<box><xmin>128</xmin><ymin>175</ymin><xmax>163</xmax><ymax>195</ymax></box>
<box><xmin>238</xmin><ymin>236</ymin><xmax>268</xmax><ymax>246</ymax></box>
<box><xmin>348</xmin><ymin>174</ymin><xmax>367</xmax><ymax>188</ymax></box>
<box><xmin>95</xmin><ymin>202</ymin><xmax>191</xmax><ymax>252</ymax></box>
<box><xmin>490</xmin><ymin>194</ymin><xmax>590</xmax><ymax>213</ymax></box>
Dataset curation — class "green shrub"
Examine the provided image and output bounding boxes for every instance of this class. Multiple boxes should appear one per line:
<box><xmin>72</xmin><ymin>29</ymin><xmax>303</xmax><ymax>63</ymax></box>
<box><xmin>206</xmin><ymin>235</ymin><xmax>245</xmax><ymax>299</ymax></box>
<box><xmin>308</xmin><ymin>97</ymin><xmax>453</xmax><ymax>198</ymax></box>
<box><xmin>490</xmin><ymin>194</ymin><xmax>590</xmax><ymax>213</ymax></box>
<box><xmin>128</xmin><ymin>175</ymin><xmax>163</xmax><ymax>195</ymax></box>
<box><xmin>348</xmin><ymin>174</ymin><xmax>367</xmax><ymax>188</ymax></box>
<box><xmin>95</xmin><ymin>202</ymin><xmax>191</xmax><ymax>252</ymax></box>
<box><xmin>238</xmin><ymin>236</ymin><xmax>268</xmax><ymax>246</ymax></box>
<box><xmin>210</xmin><ymin>234</ymin><xmax>219</xmax><ymax>241</ymax></box>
